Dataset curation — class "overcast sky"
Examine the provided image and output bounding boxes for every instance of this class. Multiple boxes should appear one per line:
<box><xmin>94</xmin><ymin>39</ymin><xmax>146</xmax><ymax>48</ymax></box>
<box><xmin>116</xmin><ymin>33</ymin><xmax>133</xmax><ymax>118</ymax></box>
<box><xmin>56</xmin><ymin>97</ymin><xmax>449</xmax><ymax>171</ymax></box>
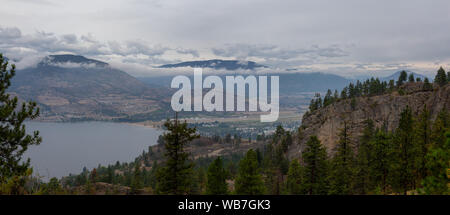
<box><xmin>1</xmin><ymin>0</ymin><xmax>449</xmax><ymax>77</ymax></box>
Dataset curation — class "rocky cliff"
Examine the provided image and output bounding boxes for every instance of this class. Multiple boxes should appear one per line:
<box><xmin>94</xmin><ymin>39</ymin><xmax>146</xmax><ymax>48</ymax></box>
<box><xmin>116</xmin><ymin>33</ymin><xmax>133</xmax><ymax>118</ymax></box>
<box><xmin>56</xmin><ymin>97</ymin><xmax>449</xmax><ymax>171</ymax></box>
<box><xmin>288</xmin><ymin>82</ymin><xmax>450</xmax><ymax>157</ymax></box>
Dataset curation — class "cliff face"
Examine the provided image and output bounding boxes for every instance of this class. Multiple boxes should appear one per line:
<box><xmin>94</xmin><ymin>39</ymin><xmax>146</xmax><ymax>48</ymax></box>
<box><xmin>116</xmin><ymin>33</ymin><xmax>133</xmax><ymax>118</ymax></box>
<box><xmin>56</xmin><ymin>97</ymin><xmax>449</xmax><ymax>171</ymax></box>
<box><xmin>288</xmin><ymin>83</ymin><xmax>450</xmax><ymax>158</ymax></box>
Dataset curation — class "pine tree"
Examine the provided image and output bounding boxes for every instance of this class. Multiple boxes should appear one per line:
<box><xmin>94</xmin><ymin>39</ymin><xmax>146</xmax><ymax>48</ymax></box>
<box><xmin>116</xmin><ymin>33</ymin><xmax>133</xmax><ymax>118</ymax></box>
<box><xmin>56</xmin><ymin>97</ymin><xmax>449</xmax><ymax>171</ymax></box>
<box><xmin>354</xmin><ymin>119</ymin><xmax>375</xmax><ymax>194</ymax></box>
<box><xmin>408</xmin><ymin>73</ymin><xmax>415</xmax><ymax>82</ymax></box>
<box><xmin>301</xmin><ymin>136</ymin><xmax>329</xmax><ymax>195</ymax></box>
<box><xmin>323</xmin><ymin>89</ymin><xmax>333</xmax><ymax>107</ymax></box>
<box><xmin>390</xmin><ymin>106</ymin><xmax>416</xmax><ymax>194</ymax></box>
<box><xmin>388</xmin><ymin>80</ymin><xmax>395</xmax><ymax>92</ymax></box>
<box><xmin>414</xmin><ymin>106</ymin><xmax>431</xmax><ymax>181</ymax></box>
<box><xmin>263</xmin><ymin>159</ymin><xmax>279</xmax><ymax>195</ymax></box>
<box><xmin>130</xmin><ymin>162</ymin><xmax>143</xmax><ymax>194</ymax></box>
<box><xmin>106</xmin><ymin>166</ymin><xmax>113</xmax><ymax>184</ymax></box>
<box><xmin>287</xmin><ymin>159</ymin><xmax>303</xmax><ymax>194</ymax></box>
<box><xmin>41</xmin><ymin>177</ymin><xmax>64</xmax><ymax>195</ymax></box>
<box><xmin>340</xmin><ymin>87</ymin><xmax>348</xmax><ymax>99</ymax></box>
<box><xmin>149</xmin><ymin>160</ymin><xmax>158</xmax><ymax>190</ymax></box>
<box><xmin>206</xmin><ymin>157</ymin><xmax>228</xmax><ymax>195</ymax></box>
<box><xmin>372</xmin><ymin>128</ymin><xmax>392</xmax><ymax>194</ymax></box>
<box><xmin>421</xmin><ymin>131</ymin><xmax>449</xmax><ymax>194</ymax></box>
<box><xmin>191</xmin><ymin>167</ymin><xmax>206</xmax><ymax>194</ymax></box>
<box><xmin>235</xmin><ymin>149</ymin><xmax>265</xmax><ymax>195</ymax></box>
<box><xmin>285</xmin><ymin>132</ymin><xmax>293</xmax><ymax>147</ymax></box>
<box><xmin>431</xmin><ymin>110</ymin><xmax>449</xmax><ymax>146</ymax></box>
<box><xmin>156</xmin><ymin>115</ymin><xmax>199</xmax><ymax>194</ymax></box>
<box><xmin>329</xmin><ymin>122</ymin><xmax>355</xmax><ymax>195</ymax></box>
<box><xmin>333</xmin><ymin>90</ymin><xmax>339</xmax><ymax>101</ymax></box>
<box><xmin>273</xmin><ymin>125</ymin><xmax>285</xmax><ymax>143</ymax></box>
<box><xmin>434</xmin><ymin>67</ymin><xmax>448</xmax><ymax>86</ymax></box>
<box><xmin>0</xmin><ymin>54</ymin><xmax>42</xmax><ymax>185</ymax></box>
<box><xmin>422</xmin><ymin>77</ymin><xmax>433</xmax><ymax>91</ymax></box>
<box><xmin>397</xmin><ymin>70</ymin><xmax>407</xmax><ymax>86</ymax></box>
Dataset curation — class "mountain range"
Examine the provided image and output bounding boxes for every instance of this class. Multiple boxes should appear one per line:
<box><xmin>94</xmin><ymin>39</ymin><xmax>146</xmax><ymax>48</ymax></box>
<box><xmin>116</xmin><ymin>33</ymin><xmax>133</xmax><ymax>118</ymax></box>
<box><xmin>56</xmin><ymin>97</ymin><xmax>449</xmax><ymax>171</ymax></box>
<box><xmin>158</xmin><ymin>59</ymin><xmax>267</xmax><ymax>70</ymax></box>
<box><xmin>9</xmin><ymin>55</ymin><xmax>171</xmax><ymax>122</ymax></box>
<box><xmin>4</xmin><ymin>54</ymin><xmax>432</xmax><ymax>122</ymax></box>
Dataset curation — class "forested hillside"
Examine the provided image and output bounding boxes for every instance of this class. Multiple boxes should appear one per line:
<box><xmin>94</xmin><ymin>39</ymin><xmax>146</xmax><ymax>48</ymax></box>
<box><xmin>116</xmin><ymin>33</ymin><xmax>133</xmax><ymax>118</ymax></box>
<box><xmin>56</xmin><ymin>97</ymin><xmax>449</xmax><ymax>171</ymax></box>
<box><xmin>55</xmin><ymin>69</ymin><xmax>449</xmax><ymax>195</ymax></box>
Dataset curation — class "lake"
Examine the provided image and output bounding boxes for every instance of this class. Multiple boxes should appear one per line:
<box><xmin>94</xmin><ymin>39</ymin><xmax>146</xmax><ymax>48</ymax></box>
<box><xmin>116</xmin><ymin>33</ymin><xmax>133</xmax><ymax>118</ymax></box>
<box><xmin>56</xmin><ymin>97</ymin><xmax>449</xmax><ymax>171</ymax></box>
<box><xmin>24</xmin><ymin>121</ymin><xmax>162</xmax><ymax>180</ymax></box>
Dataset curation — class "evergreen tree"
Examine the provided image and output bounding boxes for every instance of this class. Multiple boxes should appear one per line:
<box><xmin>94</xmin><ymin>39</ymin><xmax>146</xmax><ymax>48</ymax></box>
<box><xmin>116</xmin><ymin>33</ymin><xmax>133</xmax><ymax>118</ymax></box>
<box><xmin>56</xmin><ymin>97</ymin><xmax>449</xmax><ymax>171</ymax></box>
<box><xmin>388</xmin><ymin>80</ymin><xmax>395</xmax><ymax>92</ymax></box>
<box><xmin>235</xmin><ymin>149</ymin><xmax>265</xmax><ymax>195</ymax></box>
<box><xmin>149</xmin><ymin>160</ymin><xmax>158</xmax><ymax>190</ymax></box>
<box><xmin>340</xmin><ymin>87</ymin><xmax>348</xmax><ymax>99</ymax></box>
<box><xmin>273</xmin><ymin>125</ymin><xmax>285</xmax><ymax>143</ymax></box>
<box><xmin>206</xmin><ymin>157</ymin><xmax>228</xmax><ymax>195</ymax></box>
<box><xmin>323</xmin><ymin>89</ymin><xmax>333</xmax><ymax>107</ymax></box>
<box><xmin>156</xmin><ymin>115</ymin><xmax>199</xmax><ymax>194</ymax></box>
<box><xmin>287</xmin><ymin>159</ymin><xmax>303</xmax><ymax>194</ymax></box>
<box><xmin>333</xmin><ymin>90</ymin><xmax>339</xmax><ymax>101</ymax></box>
<box><xmin>0</xmin><ymin>54</ymin><xmax>42</xmax><ymax>185</ymax></box>
<box><xmin>422</xmin><ymin>77</ymin><xmax>433</xmax><ymax>91</ymax></box>
<box><xmin>390</xmin><ymin>106</ymin><xmax>416</xmax><ymax>194</ymax></box>
<box><xmin>268</xmin><ymin>145</ymin><xmax>289</xmax><ymax>194</ymax></box>
<box><xmin>431</xmin><ymin>110</ymin><xmax>449</xmax><ymax>146</ymax></box>
<box><xmin>106</xmin><ymin>166</ymin><xmax>113</xmax><ymax>184</ymax></box>
<box><xmin>41</xmin><ymin>177</ymin><xmax>64</xmax><ymax>195</ymax></box>
<box><xmin>301</xmin><ymin>136</ymin><xmax>329</xmax><ymax>195</ymax></box>
<box><xmin>397</xmin><ymin>70</ymin><xmax>408</xmax><ymax>86</ymax></box>
<box><xmin>414</xmin><ymin>106</ymin><xmax>431</xmax><ymax>181</ymax></box>
<box><xmin>263</xmin><ymin>161</ymin><xmax>279</xmax><ymax>195</ymax></box>
<box><xmin>434</xmin><ymin>67</ymin><xmax>448</xmax><ymax>86</ymax></box>
<box><xmin>408</xmin><ymin>73</ymin><xmax>415</xmax><ymax>82</ymax></box>
<box><xmin>420</xmin><ymin>109</ymin><xmax>449</xmax><ymax>194</ymax></box>
<box><xmin>285</xmin><ymin>132</ymin><xmax>293</xmax><ymax>147</ymax></box>
<box><xmin>372</xmin><ymin>128</ymin><xmax>392</xmax><ymax>194</ymax></box>
<box><xmin>421</xmin><ymin>131</ymin><xmax>449</xmax><ymax>194</ymax></box>
<box><xmin>329</xmin><ymin>122</ymin><xmax>355</xmax><ymax>195</ymax></box>
<box><xmin>191</xmin><ymin>167</ymin><xmax>206</xmax><ymax>194</ymax></box>
<box><xmin>354</xmin><ymin>119</ymin><xmax>375</xmax><ymax>194</ymax></box>
<box><xmin>130</xmin><ymin>162</ymin><xmax>143</xmax><ymax>194</ymax></box>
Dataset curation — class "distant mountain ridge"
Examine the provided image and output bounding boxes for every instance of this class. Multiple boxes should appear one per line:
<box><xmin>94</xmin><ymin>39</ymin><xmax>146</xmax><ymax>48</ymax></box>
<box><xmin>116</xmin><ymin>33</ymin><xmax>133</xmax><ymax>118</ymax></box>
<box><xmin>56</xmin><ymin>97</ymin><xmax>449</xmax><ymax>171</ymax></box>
<box><xmin>39</xmin><ymin>54</ymin><xmax>109</xmax><ymax>67</ymax></box>
<box><xmin>158</xmin><ymin>59</ymin><xmax>267</xmax><ymax>70</ymax></box>
<box><xmin>138</xmin><ymin>72</ymin><xmax>352</xmax><ymax>94</ymax></box>
<box><xmin>5</xmin><ymin>54</ymin><xmax>437</xmax><ymax>123</ymax></box>
<box><xmin>9</xmin><ymin>54</ymin><xmax>170</xmax><ymax>122</ymax></box>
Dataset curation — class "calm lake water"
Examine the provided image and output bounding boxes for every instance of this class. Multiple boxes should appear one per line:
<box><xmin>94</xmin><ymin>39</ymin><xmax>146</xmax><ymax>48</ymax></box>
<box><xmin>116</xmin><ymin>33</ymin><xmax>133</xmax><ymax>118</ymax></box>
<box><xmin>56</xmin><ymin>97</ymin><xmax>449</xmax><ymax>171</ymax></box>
<box><xmin>24</xmin><ymin>121</ymin><xmax>162</xmax><ymax>180</ymax></box>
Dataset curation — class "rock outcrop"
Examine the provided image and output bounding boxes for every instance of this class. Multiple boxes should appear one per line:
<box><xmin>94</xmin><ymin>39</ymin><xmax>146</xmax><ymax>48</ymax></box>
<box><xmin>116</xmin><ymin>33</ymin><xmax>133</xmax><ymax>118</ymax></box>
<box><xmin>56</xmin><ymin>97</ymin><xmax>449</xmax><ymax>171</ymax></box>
<box><xmin>288</xmin><ymin>83</ymin><xmax>450</xmax><ymax>157</ymax></box>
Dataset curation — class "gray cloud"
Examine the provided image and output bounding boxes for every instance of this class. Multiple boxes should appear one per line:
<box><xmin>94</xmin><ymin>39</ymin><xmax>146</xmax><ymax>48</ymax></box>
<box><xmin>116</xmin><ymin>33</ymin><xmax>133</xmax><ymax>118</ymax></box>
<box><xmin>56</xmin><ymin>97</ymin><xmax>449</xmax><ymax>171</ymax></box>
<box><xmin>175</xmin><ymin>48</ymin><xmax>200</xmax><ymax>58</ymax></box>
<box><xmin>1</xmin><ymin>0</ymin><xmax>450</xmax><ymax>77</ymax></box>
<box><xmin>212</xmin><ymin>44</ymin><xmax>348</xmax><ymax>61</ymax></box>
<box><xmin>0</xmin><ymin>26</ymin><xmax>199</xmax><ymax>71</ymax></box>
<box><xmin>0</xmin><ymin>27</ymin><xmax>21</xmax><ymax>39</ymax></box>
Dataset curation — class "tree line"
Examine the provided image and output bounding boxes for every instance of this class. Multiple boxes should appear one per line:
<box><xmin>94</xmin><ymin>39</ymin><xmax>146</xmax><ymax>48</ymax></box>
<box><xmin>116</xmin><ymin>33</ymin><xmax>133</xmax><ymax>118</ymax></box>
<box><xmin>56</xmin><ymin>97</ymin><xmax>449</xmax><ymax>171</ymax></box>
<box><xmin>79</xmin><ymin>106</ymin><xmax>447</xmax><ymax>195</ymax></box>
<box><xmin>309</xmin><ymin>68</ymin><xmax>449</xmax><ymax>113</ymax></box>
